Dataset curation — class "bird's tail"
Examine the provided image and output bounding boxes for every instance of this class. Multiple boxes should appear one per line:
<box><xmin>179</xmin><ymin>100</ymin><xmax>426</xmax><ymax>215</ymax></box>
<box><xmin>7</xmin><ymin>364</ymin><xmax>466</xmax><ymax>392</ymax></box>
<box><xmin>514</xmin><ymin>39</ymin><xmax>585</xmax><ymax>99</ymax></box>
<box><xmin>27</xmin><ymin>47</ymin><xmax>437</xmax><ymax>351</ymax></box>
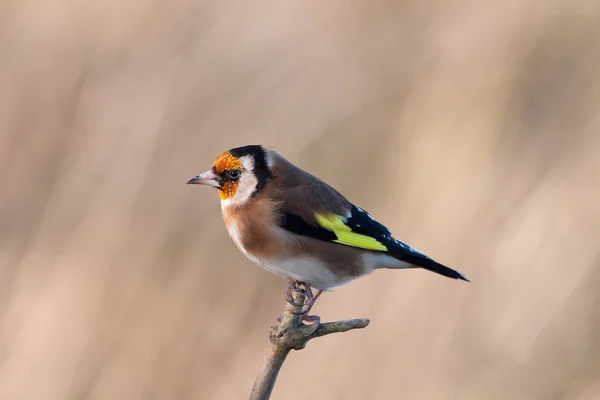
<box><xmin>391</xmin><ymin>253</ymin><xmax>470</xmax><ymax>282</ymax></box>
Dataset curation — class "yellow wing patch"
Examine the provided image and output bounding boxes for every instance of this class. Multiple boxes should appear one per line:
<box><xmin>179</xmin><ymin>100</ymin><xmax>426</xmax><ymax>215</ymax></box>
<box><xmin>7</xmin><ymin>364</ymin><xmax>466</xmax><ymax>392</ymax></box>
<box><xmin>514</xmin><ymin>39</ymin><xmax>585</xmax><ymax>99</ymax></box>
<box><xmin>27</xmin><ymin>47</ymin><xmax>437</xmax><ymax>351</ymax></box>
<box><xmin>315</xmin><ymin>213</ymin><xmax>387</xmax><ymax>251</ymax></box>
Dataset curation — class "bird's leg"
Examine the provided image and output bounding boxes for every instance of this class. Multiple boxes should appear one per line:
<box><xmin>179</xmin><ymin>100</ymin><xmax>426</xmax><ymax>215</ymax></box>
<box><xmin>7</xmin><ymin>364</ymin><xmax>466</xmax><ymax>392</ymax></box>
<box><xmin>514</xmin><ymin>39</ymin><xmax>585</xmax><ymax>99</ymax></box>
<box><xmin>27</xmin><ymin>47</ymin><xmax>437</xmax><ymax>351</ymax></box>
<box><xmin>299</xmin><ymin>286</ymin><xmax>323</xmax><ymax>325</ymax></box>
<box><xmin>289</xmin><ymin>282</ymin><xmax>312</xmax><ymax>314</ymax></box>
<box><xmin>284</xmin><ymin>280</ymin><xmax>326</xmax><ymax>325</ymax></box>
<box><xmin>302</xmin><ymin>287</ymin><xmax>323</xmax><ymax>314</ymax></box>
<box><xmin>298</xmin><ymin>283</ymin><xmax>323</xmax><ymax>312</ymax></box>
<box><xmin>290</xmin><ymin>283</ymin><xmax>325</xmax><ymax>325</ymax></box>
<box><xmin>284</xmin><ymin>280</ymin><xmax>305</xmax><ymax>307</ymax></box>
<box><xmin>303</xmin><ymin>282</ymin><xmax>314</xmax><ymax>303</ymax></box>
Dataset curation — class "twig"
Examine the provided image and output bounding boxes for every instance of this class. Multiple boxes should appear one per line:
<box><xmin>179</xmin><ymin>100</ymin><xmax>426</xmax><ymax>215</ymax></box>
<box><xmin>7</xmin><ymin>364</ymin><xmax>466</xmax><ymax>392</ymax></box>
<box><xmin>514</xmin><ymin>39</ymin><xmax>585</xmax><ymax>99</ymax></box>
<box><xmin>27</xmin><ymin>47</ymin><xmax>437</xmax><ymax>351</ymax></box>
<box><xmin>249</xmin><ymin>289</ymin><xmax>370</xmax><ymax>400</ymax></box>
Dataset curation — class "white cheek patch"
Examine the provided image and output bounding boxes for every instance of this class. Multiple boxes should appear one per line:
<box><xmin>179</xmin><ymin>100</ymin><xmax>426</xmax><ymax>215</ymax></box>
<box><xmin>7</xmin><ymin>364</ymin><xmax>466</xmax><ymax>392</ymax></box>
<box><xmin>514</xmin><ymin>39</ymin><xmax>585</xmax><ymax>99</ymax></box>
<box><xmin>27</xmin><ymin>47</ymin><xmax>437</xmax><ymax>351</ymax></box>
<box><xmin>222</xmin><ymin>156</ymin><xmax>258</xmax><ymax>207</ymax></box>
<box><xmin>240</xmin><ymin>155</ymin><xmax>254</xmax><ymax>171</ymax></box>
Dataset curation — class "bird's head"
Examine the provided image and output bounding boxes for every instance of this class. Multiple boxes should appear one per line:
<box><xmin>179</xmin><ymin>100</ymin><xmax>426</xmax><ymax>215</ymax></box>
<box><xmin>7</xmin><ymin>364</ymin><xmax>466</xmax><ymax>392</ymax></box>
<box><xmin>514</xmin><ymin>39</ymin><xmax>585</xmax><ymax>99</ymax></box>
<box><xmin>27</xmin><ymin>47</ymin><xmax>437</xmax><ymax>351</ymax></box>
<box><xmin>187</xmin><ymin>145</ymin><xmax>272</xmax><ymax>205</ymax></box>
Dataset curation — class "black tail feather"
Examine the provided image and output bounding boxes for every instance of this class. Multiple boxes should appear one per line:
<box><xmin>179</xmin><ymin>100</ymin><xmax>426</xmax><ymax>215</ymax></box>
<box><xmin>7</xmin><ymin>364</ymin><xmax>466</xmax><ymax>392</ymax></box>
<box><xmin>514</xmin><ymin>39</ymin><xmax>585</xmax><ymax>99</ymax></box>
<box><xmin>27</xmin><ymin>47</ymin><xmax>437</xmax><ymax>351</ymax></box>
<box><xmin>395</xmin><ymin>253</ymin><xmax>470</xmax><ymax>282</ymax></box>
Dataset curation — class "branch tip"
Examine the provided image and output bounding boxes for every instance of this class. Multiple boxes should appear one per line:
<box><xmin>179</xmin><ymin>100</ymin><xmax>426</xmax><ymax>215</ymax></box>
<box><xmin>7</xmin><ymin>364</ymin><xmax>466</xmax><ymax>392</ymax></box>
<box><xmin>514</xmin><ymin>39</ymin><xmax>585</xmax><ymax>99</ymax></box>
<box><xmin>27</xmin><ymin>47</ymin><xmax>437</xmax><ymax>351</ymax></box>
<box><xmin>250</xmin><ymin>289</ymin><xmax>370</xmax><ymax>400</ymax></box>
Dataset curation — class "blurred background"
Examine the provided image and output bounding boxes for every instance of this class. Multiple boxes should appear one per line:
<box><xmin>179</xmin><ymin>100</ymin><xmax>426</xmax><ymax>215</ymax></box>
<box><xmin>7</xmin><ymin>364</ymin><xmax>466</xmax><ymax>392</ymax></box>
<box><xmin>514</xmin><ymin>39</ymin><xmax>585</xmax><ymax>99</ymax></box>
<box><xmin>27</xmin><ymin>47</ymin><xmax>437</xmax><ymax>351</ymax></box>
<box><xmin>1</xmin><ymin>0</ymin><xmax>600</xmax><ymax>399</ymax></box>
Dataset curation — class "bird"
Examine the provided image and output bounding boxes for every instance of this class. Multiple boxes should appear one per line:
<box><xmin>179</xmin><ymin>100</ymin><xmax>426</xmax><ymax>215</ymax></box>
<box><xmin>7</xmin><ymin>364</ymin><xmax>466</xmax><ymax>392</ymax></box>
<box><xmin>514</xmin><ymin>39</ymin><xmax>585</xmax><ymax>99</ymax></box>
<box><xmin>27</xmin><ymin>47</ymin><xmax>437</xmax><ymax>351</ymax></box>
<box><xmin>187</xmin><ymin>145</ymin><xmax>469</xmax><ymax>322</ymax></box>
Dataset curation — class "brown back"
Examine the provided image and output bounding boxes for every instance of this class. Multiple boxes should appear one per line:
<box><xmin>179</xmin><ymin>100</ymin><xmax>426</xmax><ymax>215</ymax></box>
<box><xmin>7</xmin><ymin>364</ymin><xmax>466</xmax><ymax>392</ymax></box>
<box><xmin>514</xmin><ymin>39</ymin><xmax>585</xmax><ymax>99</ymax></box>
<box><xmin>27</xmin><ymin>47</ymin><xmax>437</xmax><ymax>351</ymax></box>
<box><xmin>264</xmin><ymin>150</ymin><xmax>352</xmax><ymax>224</ymax></box>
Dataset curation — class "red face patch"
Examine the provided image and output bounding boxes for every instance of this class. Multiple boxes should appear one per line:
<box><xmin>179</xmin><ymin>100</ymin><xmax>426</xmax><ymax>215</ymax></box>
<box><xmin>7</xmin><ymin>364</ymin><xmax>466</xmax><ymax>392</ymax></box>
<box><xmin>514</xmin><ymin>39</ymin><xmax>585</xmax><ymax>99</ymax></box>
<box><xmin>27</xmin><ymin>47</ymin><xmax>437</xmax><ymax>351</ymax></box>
<box><xmin>214</xmin><ymin>151</ymin><xmax>242</xmax><ymax>174</ymax></box>
<box><xmin>213</xmin><ymin>151</ymin><xmax>243</xmax><ymax>200</ymax></box>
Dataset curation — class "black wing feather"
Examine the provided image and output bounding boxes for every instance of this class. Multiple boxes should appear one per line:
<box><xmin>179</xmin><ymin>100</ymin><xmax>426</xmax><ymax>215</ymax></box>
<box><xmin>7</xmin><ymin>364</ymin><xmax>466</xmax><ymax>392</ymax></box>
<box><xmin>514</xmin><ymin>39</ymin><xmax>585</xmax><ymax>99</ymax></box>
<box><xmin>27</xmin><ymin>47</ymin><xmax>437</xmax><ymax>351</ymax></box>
<box><xmin>279</xmin><ymin>212</ymin><xmax>337</xmax><ymax>242</ymax></box>
<box><xmin>278</xmin><ymin>205</ymin><xmax>469</xmax><ymax>282</ymax></box>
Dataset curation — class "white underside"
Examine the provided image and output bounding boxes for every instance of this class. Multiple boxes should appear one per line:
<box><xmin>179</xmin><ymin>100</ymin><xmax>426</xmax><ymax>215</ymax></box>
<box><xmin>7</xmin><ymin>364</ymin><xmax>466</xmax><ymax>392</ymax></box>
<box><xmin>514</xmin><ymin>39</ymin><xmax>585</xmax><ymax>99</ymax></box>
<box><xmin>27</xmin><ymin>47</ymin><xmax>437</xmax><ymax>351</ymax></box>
<box><xmin>362</xmin><ymin>252</ymin><xmax>412</xmax><ymax>270</ymax></box>
<box><xmin>224</xmin><ymin>218</ymin><xmax>414</xmax><ymax>290</ymax></box>
<box><xmin>256</xmin><ymin>257</ymin><xmax>342</xmax><ymax>290</ymax></box>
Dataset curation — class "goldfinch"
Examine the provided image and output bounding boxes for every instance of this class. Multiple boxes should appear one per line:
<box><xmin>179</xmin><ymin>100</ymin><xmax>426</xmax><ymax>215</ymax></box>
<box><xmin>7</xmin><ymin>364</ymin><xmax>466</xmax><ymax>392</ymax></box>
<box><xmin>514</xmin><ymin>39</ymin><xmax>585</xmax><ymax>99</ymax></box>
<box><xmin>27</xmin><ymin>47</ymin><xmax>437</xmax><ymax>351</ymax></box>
<box><xmin>188</xmin><ymin>145</ymin><xmax>468</xmax><ymax>321</ymax></box>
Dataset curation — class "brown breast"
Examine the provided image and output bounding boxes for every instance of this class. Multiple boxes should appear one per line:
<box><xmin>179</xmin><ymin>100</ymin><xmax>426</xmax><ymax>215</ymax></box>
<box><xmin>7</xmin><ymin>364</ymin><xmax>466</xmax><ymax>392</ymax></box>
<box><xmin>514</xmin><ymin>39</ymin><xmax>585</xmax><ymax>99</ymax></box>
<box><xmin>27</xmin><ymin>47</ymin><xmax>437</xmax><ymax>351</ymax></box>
<box><xmin>221</xmin><ymin>197</ymin><xmax>285</xmax><ymax>260</ymax></box>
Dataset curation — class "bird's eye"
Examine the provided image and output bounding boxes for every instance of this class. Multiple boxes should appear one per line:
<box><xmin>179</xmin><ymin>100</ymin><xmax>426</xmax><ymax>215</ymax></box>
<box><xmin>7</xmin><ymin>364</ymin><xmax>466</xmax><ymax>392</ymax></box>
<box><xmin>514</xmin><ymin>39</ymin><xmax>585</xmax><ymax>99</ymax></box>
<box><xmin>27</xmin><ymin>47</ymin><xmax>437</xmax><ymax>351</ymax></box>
<box><xmin>227</xmin><ymin>170</ymin><xmax>241</xmax><ymax>179</ymax></box>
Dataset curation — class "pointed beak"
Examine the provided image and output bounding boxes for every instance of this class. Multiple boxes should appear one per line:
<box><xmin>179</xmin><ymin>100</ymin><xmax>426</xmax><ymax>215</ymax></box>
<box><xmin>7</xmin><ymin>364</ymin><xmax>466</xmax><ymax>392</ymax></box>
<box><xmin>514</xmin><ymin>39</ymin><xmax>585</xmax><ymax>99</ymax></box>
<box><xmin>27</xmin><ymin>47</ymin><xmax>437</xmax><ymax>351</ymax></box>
<box><xmin>187</xmin><ymin>169</ymin><xmax>221</xmax><ymax>188</ymax></box>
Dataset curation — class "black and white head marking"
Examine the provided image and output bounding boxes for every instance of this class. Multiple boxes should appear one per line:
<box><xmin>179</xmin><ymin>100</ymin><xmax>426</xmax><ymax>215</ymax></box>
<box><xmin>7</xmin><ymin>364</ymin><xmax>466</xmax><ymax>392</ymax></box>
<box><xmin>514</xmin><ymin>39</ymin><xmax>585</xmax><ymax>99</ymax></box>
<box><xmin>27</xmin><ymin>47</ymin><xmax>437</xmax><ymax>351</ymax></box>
<box><xmin>221</xmin><ymin>145</ymin><xmax>273</xmax><ymax>206</ymax></box>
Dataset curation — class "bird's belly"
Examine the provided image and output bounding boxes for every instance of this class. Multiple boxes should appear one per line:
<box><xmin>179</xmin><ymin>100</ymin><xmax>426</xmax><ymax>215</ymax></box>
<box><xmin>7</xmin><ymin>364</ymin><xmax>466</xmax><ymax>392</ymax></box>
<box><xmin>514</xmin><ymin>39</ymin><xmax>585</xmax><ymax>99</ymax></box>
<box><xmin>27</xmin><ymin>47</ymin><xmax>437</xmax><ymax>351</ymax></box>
<box><xmin>225</xmin><ymin>221</ymin><xmax>340</xmax><ymax>289</ymax></box>
<box><xmin>254</xmin><ymin>257</ymin><xmax>340</xmax><ymax>290</ymax></box>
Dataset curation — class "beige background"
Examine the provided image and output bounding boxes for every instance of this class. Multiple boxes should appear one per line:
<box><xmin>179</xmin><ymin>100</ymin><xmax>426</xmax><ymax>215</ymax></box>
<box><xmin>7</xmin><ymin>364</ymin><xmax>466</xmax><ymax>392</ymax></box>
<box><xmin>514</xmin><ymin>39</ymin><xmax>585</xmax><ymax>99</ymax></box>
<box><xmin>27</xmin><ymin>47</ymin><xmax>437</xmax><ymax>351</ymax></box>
<box><xmin>1</xmin><ymin>0</ymin><xmax>600</xmax><ymax>399</ymax></box>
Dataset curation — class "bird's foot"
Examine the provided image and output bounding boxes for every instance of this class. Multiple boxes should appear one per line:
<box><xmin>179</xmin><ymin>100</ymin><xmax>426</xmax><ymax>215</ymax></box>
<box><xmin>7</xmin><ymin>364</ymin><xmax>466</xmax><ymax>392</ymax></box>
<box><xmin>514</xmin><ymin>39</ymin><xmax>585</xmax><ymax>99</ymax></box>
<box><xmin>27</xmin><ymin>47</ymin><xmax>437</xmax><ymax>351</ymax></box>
<box><xmin>289</xmin><ymin>282</ymin><xmax>324</xmax><ymax>316</ymax></box>
<box><xmin>282</xmin><ymin>281</ymin><xmax>324</xmax><ymax>325</ymax></box>
<box><xmin>276</xmin><ymin>311</ymin><xmax>320</xmax><ymax>325</ymax></box>
<box><xmin>301</xmin><ymin>314</ymin><xmax>321</xmax><ymax>325</ymax></box>
<box><xmin>284</xmin><ymin>280</ymin><xmax>305</xmax><ymax>307</ymax></box>
<box><xmin>301</xmin><ymin>283</ymin><xmax>323</xmax><ymax>313</ymax></box>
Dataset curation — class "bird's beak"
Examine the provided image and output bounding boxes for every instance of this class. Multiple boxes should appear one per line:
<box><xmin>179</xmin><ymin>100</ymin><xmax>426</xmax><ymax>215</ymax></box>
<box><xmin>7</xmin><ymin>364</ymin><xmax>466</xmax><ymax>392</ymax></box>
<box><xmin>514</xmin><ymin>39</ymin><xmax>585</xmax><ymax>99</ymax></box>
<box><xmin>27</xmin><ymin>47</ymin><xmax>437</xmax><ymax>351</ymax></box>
<box><xmin>187</xmin><ymin>169</ymin><xmax>221</xmax><ymax>188</ymax></box>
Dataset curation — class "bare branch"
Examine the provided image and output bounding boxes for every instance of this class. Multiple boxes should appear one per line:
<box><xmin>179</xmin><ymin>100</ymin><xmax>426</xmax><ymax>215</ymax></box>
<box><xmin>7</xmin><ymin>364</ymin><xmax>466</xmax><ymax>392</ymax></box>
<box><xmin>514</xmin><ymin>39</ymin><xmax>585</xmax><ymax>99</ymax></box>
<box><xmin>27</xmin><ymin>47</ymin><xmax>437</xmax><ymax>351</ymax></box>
<box><xmin>249</xmin><ymin>289</ymin><xmax>370</xmax><ymax>400</ymax></box>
